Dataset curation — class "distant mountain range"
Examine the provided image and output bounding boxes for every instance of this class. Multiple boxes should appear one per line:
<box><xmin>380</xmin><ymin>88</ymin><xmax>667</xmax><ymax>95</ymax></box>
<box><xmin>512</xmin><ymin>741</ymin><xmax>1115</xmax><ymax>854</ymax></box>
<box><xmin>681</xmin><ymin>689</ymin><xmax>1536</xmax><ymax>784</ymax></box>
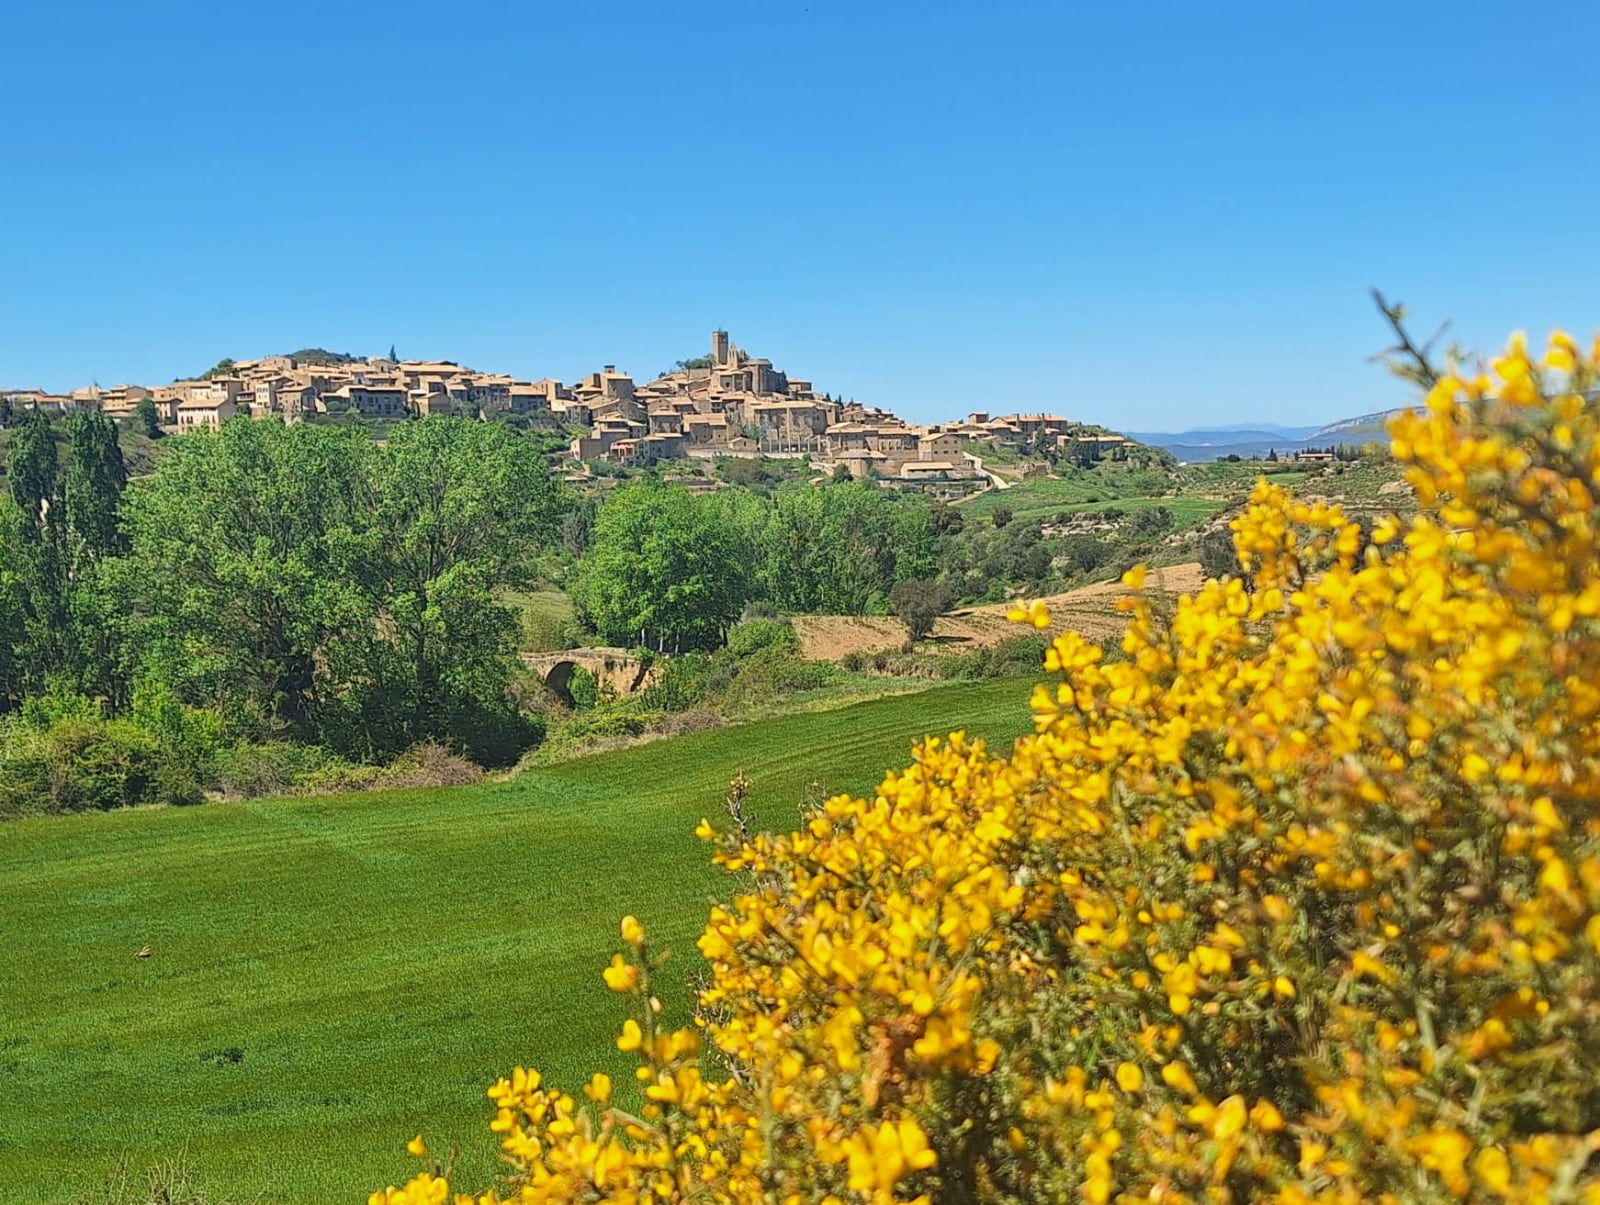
<box><xmin>1128</xmin><ymin>409</ymin><xmax>1414</xmax><ymax>462</ymax></box>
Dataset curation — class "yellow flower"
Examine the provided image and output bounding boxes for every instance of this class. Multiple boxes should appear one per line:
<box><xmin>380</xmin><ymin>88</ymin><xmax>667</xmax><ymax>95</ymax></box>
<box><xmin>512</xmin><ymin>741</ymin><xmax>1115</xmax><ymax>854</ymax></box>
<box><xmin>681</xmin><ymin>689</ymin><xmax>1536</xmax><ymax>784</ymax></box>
<box><xmin>616</xmin><ymin>1019</ymin><xmax>643</xmax><ymax>1052</ymax></box>
<box><xmin>1474</xmin><ymin>1146</ymin><xmax>1512</xmax><ymax>1196</ymax></box>
<box><xmin>620</xmin><ymin>915</ymin><xmax>645</xmax><ymax>945</ymax></box>
<box><xmin>1162</xmin><ymin>1061</ymin><xmax>1198</xmax><ymax>1095</ymax></box>
<box><xmin>1250</xmin><ymin>1098</ymin><xmax>1285</xmax><ymax>1132</ymax></box>
<box><xmin>1115</xmin><ymin>1061</ymin><xmax>1143</xmax><ymax>1093</ymax></box>
<box><xmin>602</xmin><ymin>953</ymin><xmax>639</xmax><ymax>992</ymax></box>
<box><xmin>405</xmin><ymin>1134</ymin><xmax>428</xmax><ymax>1158</ymax></box>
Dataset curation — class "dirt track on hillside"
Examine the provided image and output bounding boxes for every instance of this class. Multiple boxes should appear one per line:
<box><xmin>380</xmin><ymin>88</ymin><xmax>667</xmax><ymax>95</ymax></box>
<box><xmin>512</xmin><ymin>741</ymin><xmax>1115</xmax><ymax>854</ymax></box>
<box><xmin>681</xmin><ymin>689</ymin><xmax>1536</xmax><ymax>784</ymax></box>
<box><xmin>795</xmin><ymin>562</ymin><xmax>1206</xmax><ymax>661</ymax></box>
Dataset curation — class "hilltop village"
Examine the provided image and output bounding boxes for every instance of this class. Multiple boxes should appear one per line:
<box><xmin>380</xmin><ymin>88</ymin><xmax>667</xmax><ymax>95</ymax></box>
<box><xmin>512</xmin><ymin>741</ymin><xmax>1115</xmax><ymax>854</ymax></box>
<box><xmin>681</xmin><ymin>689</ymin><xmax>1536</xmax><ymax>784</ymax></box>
<box><xmin>3</xmin><ymin>330</ymin><xmax>1146</xmax><ymax>493</ymax></box>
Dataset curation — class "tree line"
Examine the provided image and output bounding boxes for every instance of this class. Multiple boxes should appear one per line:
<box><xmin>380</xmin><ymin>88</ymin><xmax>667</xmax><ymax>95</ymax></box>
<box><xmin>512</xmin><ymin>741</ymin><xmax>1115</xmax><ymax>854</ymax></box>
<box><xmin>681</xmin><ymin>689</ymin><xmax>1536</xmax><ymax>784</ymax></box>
<box><xmin>569</xmin><ymin>478</ymin><xmax>940</xmax><ymax>652</ymax></box>
<box><xmin>0</xmin><ymin>411</ymin><xmax>565</xmax><ymax>768</ymax></box>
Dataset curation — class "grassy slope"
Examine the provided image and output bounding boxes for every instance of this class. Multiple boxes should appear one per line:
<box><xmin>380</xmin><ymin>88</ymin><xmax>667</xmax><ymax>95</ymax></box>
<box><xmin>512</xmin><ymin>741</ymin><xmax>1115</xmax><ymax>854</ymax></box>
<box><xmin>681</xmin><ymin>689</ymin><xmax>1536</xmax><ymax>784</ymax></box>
<box><xmin>0</xmin><ymin>678</ymin><xmax>1034</xmax><ymax>1203</ymax></box>
<box><xmin>957</xmin><ymin>466</ymin><xmax>1312</xmax><ymax>528</ymax></box>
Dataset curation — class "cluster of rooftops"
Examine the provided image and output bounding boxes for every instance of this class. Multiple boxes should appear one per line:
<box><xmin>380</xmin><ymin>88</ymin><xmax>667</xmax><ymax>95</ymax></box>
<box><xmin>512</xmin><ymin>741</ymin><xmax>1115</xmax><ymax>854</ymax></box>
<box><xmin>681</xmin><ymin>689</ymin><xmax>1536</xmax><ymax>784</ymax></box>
<box><xmin>4</xmin><ymin>330</ymin><xmax>1133</xmax><ymax>490</ymax></box>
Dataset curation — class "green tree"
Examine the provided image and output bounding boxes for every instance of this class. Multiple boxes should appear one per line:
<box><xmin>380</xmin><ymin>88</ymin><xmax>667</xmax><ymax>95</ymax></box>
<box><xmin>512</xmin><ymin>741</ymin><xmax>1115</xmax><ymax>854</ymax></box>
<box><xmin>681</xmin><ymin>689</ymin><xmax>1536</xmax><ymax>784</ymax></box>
<box><xmin>63</xmin><ymin>410</ymin><xmax>130</xmax><ymax>704</ymax></box>
<box><xmin>65</xmin><ymin>408</ymin><xmax>127</xmax><ymax>561</ymax></box>
<box><xmin>134</xmin><ymin>396</ymin><xmax>162</xmax><ymax>438</ymax></box>
<box><xmin>0</xmin><ymin>409</ymin><xmax>131</xmax><ymax>704</ymax></box>
<box><xmin>561</xmin><ymin>494</ymin><xmax>599</xmax><ymax>558</ymax></box>
<box><xmin>351</xmin><ymin>419</ymin><xmax>565</xmax><ymax>761</ymax></box>
<box><xmin>748</xmin><ymin>482</ymin><xmax>935</xmax><ymax>615</ymax></box>
<box><xmin>4</xmin><ymin>409</ymin><xmax>70</xmax><ymax>690</ymax></box>
<box><xmin>572</xmin><ymin>482</ymin><xmax>751</xmax><ymax>652</ymax></box>
<box><xmin>118</xmin><ymin>420</ymin><xmax>377</xmax><ymax>741</ymax></box>
<box><xmin>889</xmin><ymin>578</ymin><xmax>954</xmax><ymax>642</ymax></box>
<box><xmin>0</xmin><ymin>518</ymin><xmax>27</xmax><ymax>710</ymax></box>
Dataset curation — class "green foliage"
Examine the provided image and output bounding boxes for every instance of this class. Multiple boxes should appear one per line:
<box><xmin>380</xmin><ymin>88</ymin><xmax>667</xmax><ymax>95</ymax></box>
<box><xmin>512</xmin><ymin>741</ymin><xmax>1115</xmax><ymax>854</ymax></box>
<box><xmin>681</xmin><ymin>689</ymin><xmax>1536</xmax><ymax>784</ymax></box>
<box><xmin>507</xmin><ymin>589</ymin><xmax>581</xmax><ymax>654</ymax></box>
<box><xmin>197</xmin><ymin>358</ymin><xmax>236</xmax><ymax>380</ymax></box>
<box><xmin>714</xmin><ymin>456</ymin><xmax>804</xmax><ymax>489</ymax></box>
<box><xmin>208</xmin><ymin>740</ymin><xmax>355</xmax><ymax>799</ymax></box>
<box><xmin>935</xmin><ymin>632</ymin><xmax>1052</xmax><ymax>680</ymax></box>
<box><xmin>343</xmin><ymin>419</ymin><xmax>564</xmax><ymax>763</ymax></box>
<box><xmin>565</xmin><ymin>665</ymin><xmax>603</xmax><ymax>710</ymax></box>
<box><xmin>561</xmin><ymin>494</ymin><xmax>599</xmax><ymax>557</ymax></box>
<box><xmin>118</xmin><ymin>420</ymin><xmax>377</xmax><ymax>742</ymax></box>
<box><xmin>889</xmin><ymin>578</ymin><xmax>955</xmax><ymax>642</ymax></box>
<box><xmin>724</xmin><ymin>618</ymin><xmax>800</xmax><ymax>659</ymax></box>
<box><xmin>0</xmin><ymin>701</ymin><xmax>168</xmax><ymax>816</ymax></box>
<box><xmin>119</xmin><ymin>419</ymin><xmax>563</xmax><ymax>766</ymax></box>
<box><xmin>284</xmin><ymin>347</ymin><xmax>362</xmax><ymax>367</ymax></box>
<box><xmin>134</xmin><ymin>397</ymin><xmax>162</xmax><ymax>439</ymax></box>
<box><xmin>635</xmin><ymin>654</ymin><xmax>716</xmax><ymax>713</ymax></box>
<box><xmin>742</xmin><ymin>481</ymin><xmax>937</xmax><ymax>615</ymax></box>
<box><xmin>0</xmin><ymin>408</ymin><xmax>129</xmax><ymax>707</ymax></box>
<box><xmin>571</xmin><ymin>482</ymin><xmax>752</xmax><ymax>652</ymax></box>
<box><xmin>714</xmin><ymin>646</ymin><xmax>840</xmax><ymax>709</ymax></box>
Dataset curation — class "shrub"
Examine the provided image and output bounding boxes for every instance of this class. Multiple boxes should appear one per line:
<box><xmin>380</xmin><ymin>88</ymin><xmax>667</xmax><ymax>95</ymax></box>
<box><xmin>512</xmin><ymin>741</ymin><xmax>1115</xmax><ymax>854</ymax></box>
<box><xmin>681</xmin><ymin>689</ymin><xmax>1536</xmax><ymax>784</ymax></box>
<box><xmin>936</xmin><ymin>632</ymin><xmax>1051</xmax><ymax>680</ymax></box>
<box><xmin>637</xmin><ymin>653</ymin><xmax>715</xmax><ymax>713</ymax></box>
<box><xmin>650</xmin><ymin>710</ymin><xmax>726</xmax><ymax>738</ymax></box>
<box><xmin>375</xmin><ymin>331</ymin><xmax>1600</xmax><ymax>1204</ymax></box>
<box><xmin>1197</xmin><ymin>525</ymin><xmax>1243</xmax><ymax>580</ymax></box>
<box><xmin>889</xmin><ymin>578</ymin><xmax>955</xmax><ymax>642</ymax></box>
<box><xmin>209</xmin><ymin>742</ymin><xmax>351</xmax><ymax>800</ymax></box>
<box><xmin>0</xmin><ymin>701</ymin><xmax>188</xmax><ymax>816</ymax></box>
<box><xmin>718</xmin><ymin>648</ymin><xmax>841</xmax><ymax>710</ymax></box>
<box><xmin>565</xmin><ymin>665</ymin><xmax>602</xmax><ymax>709</ymax></box>
<box><xmin>725</xmin><ymin>618</ymin><xmax>800</xmax><ymax>659</ymax></box>
<box><xmin>371</xmin><ymin>742</ymin><xmax>484</xmax><ymax>791</ymax></box>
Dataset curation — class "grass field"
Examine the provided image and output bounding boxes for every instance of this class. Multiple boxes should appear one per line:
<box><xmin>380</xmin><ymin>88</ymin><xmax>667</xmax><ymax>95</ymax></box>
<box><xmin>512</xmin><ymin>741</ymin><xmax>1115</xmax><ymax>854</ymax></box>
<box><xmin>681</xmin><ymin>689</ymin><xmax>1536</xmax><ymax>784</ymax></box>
<box><xmin>0</xmin><ymin>678</ymin><xmax>1036</xmax><ymax>1203</ymax></box>
<box><xmin>957</xmin><ymin>463</ymin><xmax>1325</xmax><ymax>529</ymax></box>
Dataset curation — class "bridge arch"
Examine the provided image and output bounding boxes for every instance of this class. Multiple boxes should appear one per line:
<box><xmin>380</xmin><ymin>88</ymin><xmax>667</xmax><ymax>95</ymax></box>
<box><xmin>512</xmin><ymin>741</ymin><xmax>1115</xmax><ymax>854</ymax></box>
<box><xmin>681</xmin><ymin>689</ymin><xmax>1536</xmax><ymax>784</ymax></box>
<box><xmin>543</xmin><ymin>659</ymin><xmax>580</xmax><ymax>706</ymax></box>
<box><xmin>521</xmin><ymin>648</ymin><xmax>657</xmax><ymax>703</ymax></box>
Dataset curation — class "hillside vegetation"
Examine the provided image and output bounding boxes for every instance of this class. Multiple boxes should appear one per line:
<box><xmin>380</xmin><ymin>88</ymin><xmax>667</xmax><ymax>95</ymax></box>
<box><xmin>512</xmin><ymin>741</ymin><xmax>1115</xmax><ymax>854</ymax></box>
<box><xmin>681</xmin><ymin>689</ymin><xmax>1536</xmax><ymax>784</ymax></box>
<box><xmin>0</xmin><ymin>679</ymin><xmax>1032</xmax><ymax>1203</ymax></box>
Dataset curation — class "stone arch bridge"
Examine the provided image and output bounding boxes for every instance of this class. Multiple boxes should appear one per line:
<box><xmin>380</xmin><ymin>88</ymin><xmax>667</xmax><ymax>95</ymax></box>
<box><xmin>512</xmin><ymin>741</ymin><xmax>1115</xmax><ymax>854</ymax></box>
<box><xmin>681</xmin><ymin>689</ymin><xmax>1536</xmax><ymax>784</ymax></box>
<box><xmin>521</xmin><ymin>648</ymin><xmax>655</xmax><ymax>704</ymax></box>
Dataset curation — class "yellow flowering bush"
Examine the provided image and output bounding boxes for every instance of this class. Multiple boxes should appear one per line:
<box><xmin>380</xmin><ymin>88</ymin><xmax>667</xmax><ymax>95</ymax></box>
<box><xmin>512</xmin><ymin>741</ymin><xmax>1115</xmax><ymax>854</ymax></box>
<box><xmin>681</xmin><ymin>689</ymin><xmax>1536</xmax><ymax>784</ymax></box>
<box><xmin>374</xmin><ymin>330</ymin><xmax>1600</xmax><ymax>1203</ymax></box>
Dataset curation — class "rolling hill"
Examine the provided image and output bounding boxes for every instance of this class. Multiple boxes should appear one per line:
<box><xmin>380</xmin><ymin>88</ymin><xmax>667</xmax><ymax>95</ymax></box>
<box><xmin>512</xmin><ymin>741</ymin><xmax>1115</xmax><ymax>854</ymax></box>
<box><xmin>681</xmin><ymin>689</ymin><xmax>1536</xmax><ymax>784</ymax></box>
<box><xmin>0</xmin><ymin>678</ymin><xmax>1035</xmax><ymax>1204</ymax></box>
<box><xmin>1131</xmin><ymin>409</ymin><xmax>1412</xmax><ymax>461</ymax></box>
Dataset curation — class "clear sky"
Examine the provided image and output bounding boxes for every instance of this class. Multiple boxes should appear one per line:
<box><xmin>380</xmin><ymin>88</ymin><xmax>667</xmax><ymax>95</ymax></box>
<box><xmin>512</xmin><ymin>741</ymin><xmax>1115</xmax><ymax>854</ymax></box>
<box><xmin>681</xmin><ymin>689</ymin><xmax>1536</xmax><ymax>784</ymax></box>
<box><xmin>4</xmin><ymin>1</ymin><xmax>1597</xmax><ymax>430</ymax></box>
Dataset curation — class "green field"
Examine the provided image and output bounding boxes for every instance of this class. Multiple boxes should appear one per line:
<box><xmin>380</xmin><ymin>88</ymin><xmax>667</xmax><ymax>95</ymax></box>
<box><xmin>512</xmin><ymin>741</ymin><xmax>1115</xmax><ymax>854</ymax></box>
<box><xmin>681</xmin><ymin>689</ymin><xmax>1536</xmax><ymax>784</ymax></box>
<box><xmin>957</xmin><ymin>465</ymin><xmax>1323</xmax><ymax>529</ymax></box>
<box><xmin>0</xmin><ymin>678</ymin><xmax>1035</xmax><ymax>1203</ymax></box>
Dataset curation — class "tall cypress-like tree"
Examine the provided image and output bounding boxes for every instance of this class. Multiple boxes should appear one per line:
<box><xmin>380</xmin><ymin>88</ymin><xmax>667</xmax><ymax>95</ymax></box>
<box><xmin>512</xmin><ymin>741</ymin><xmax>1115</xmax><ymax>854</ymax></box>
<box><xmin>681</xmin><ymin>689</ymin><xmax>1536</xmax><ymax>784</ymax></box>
<box><xmin>5</xmin><ymin>409</ymin><xmax>70</xmax><ymax>689</ymax></box>
<box><xmin>66</xmin><ymin>408</ymin><xmax>128</xmax><ymax>560</ymax></box>
<box><xmin>1</xmin><ymin>408</ymin><xmax>132</xmax><ymax>702</ymax></box>
<box><xmin>64</xmin><ymin>408</ymin><xmax>130</xmax><ymax>703</ymax></box>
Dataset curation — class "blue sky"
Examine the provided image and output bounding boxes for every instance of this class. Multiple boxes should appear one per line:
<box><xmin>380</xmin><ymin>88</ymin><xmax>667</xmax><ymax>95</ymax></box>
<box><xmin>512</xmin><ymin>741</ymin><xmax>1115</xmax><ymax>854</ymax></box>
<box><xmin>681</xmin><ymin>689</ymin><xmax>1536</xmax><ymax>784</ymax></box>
<box><xmin>4</xmin><ymin>1</ymin><xmax>1597</xmax><ymax>430</ymax></box>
